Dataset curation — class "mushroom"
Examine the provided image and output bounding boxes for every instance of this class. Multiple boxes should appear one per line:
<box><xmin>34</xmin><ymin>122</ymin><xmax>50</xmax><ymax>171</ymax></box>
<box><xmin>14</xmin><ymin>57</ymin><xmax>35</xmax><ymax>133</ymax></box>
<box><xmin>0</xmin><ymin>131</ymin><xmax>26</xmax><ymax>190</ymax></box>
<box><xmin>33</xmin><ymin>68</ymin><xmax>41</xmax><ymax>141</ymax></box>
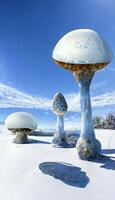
<box><xmin>5</xmin><ymin>112</ymin><xmax>38</xmax><ymax>144</ymax></box>
<box><xmin>52</xmin><ymin>29</ymin><xmax>112</xmax><ymax>159</ymax></box>
<box><xmin>52</xmin><ymin>92</ymin><xmax>68</xmax><ymax>146</ymax></box>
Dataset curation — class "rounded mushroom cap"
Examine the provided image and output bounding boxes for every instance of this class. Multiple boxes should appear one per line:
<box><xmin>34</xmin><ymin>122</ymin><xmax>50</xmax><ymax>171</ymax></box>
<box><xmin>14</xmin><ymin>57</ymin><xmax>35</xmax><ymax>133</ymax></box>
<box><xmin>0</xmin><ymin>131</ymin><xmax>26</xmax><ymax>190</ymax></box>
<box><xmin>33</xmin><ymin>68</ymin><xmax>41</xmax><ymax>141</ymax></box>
<box><xmin>52</xmin><ymin>29</ymin><xmax>112</xmax><ymax>65</ymax></box>
<box><xmin>5</xmin><ymin>112</ymin><xmax>38</xmax><ymax>130</ymax></box>
<box><xmin>52</xmin><ymin>92</ymin><xmax>68</xmax><ymax>115</ymax></box>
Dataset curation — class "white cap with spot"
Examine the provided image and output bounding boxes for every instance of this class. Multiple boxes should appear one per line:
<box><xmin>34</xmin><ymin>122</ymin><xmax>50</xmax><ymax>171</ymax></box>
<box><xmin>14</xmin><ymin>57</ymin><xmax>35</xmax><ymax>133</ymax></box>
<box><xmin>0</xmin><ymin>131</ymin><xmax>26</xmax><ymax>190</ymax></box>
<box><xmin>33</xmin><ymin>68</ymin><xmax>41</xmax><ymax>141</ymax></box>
<box><xmin>53</xmin><ymin>29</ymin><xmax>112</xmax><ymax>64</ymax></box>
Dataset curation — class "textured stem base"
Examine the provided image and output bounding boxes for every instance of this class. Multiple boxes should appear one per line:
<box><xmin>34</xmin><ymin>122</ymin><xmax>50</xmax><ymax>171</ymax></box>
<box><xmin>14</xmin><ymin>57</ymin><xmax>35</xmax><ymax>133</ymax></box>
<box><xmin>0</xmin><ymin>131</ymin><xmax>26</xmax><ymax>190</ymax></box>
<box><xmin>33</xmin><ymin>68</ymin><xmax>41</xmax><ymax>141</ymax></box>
<box><xmin>13</xmin><ymin>132</ymin><xmax>29</xmax><ymax>144</ymax></box>
<box><xmin>52</xmin><ymin>135</ymin><xmax>78</xmax><ymax>148</ymax></box>
<box><xmin>76</xmin><ymin>137</ymin><xmax>101</xmax><ymax>160</ymax></box>
<box><xmin>52</xmin><ymin>135</ymin><xmax>67</xmax><ymax>147</ymax></box>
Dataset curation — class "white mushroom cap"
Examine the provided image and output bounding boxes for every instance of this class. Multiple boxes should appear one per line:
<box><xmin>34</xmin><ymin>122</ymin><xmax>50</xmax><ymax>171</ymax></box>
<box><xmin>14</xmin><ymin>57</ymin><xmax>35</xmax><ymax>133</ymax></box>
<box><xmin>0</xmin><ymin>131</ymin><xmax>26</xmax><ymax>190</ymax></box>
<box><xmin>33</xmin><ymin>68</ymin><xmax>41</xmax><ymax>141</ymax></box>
<box><xmin>52</xmin><ymin>29</ymin><xmax>112</xmax><ymax>64</ymax></box>
<box><xmin>5</xmin><ymin>112</ymin><xmax>38</xmax><ymax>130</ymax></box>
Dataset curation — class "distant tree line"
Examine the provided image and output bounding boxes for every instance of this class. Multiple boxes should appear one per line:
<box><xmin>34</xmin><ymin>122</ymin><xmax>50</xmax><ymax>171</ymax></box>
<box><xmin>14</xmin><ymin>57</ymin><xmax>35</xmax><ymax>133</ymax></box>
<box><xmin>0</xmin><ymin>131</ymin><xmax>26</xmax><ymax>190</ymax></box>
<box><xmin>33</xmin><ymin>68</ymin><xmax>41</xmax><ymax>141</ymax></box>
<box><xmin>93</xmin><ymin>113</ymin><xmax>115</xmax><ymax>129</ymax></box>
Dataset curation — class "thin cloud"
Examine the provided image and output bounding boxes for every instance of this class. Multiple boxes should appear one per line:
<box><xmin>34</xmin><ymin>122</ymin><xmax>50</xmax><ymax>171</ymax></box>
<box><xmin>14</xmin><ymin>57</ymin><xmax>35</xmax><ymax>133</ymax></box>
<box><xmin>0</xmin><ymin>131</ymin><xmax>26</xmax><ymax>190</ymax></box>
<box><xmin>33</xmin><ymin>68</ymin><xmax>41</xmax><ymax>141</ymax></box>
<box><xmin>92</xmin><ymin>92</ymin><xmax>115</xmax><ymax>107</ymax></box>
<box><xmin>0</xmin><ymin>83</ymin><xmax>51</xmax><ymax>109</ymax></box>
<box><xmin>91</xmin><ymin>81</ymin><xmax>106</xmax><ymax>91</ymax></box>
<box><xmin>0</xmin><ymin>82</ymin><xmax>115</xmax><ymax>112</ymax></box>
<box><xmin>65</xmin><ymin>91</ymin><xmax>115</xmax><ymax>112</ymax></box>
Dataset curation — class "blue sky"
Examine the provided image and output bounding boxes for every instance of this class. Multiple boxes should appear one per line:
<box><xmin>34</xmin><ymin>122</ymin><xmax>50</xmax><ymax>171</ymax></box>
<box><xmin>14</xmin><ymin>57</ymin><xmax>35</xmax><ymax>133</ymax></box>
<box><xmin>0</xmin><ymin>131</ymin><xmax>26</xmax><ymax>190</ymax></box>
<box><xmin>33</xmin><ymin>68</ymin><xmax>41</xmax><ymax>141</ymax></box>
<box><xmin>0</xmin><ymin>0</ymin><xmax>115</xmax><ymax>129</ymax></box>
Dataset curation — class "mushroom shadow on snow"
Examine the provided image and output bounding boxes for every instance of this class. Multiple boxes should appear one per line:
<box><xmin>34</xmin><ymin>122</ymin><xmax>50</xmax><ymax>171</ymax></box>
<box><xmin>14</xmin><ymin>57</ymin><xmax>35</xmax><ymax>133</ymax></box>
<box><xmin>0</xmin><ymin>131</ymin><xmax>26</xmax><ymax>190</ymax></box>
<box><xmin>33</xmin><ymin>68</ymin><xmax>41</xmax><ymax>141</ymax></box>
<box><xmin>28</xmin><ymin>139</ymin><xmax>51</xmax><ymax>144</ymax></box>
<box><xmin>13</xmin><ymin>139</ymin><xmax>51</xmax><ymax>144</ymax></box>
<box><xmin>101</xmin><ymin>149</ymin><xmax>115</xmax><ymax>154</ymax></box>
<box><xmin>39</xmin><ymin>162</ymin><xmax>89</xmax><ymax>188</ymax></box>
<box><xmin>89</xmin><ymin>155</ymin><xmax>115</xmax><ymax>170</ymax></box>
<box><xmin>31</xmin><ymin>131</ymin><xmax>54</xmax><ymax>137</ymax></box>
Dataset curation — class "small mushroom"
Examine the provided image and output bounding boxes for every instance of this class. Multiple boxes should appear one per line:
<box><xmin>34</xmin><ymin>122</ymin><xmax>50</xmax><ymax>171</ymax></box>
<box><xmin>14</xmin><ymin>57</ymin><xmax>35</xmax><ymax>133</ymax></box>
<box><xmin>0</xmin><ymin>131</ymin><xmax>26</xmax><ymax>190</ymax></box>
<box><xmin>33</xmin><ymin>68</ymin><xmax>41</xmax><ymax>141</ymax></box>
<box><xmin>52</xmin><ymin>29</ymin><xmax>112</xmax><ymax>159</ymax></box>
<box><xmin>52</xmin><ymin>92</ymin><xmax>68</xmax><ymax>146</ymax></box>
<box><xmin>5</xmin><ymin>112</ymin><xmax>38</xmax><ymax>144</ymax></box>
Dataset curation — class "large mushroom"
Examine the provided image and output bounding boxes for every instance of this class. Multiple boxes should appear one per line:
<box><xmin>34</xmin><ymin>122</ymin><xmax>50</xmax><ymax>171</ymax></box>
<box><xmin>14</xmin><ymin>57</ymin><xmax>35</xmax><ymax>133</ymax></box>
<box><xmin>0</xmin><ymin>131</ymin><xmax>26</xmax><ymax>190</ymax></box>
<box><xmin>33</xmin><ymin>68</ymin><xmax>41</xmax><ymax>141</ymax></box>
<box><xmin>52</xmin><ymin>92</ymin><xmax>68</xmax><ymax>146</ymax></box>
<box><xmin>5</xmin><ymin>112</ymin><xmax>38</xmax><ymax>144</ymax></box>
<box><xmin>52</xmin><ymin>29</ymin><xmax>112</xmax><ymax>159</ymax></box>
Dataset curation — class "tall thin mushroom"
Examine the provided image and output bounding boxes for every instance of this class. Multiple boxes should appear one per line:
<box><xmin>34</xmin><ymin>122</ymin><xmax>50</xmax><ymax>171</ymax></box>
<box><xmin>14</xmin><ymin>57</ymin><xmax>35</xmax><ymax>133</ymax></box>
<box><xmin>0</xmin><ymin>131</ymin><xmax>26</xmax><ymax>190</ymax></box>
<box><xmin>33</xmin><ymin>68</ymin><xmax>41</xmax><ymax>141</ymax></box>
<box><xmin>52</xmin><ymin>29</ymin><xmax>112</xmax><ymax>159</ymax></box>
<box><xmin>52</xmin><ymin>92</ymin><xmax>68</xmax><ymax>146</ymax></box>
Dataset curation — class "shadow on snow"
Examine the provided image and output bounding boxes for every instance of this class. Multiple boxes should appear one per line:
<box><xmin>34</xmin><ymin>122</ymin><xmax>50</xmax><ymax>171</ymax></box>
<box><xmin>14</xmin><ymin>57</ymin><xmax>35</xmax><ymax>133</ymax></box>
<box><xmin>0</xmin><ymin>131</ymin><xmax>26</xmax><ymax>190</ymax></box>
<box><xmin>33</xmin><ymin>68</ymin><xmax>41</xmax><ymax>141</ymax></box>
<box><xmin>28</xmin><ymin>139</ymin><xmax>51</xmax><ymax>144</ymax></box>
<box><xmin>89</xmin><ymin>150</ymin><xmax>115</xmax><ymax>170</ymax></box>
<box><xmin>39</xmin><ymin>162</ymin><xmax>89</xmax><ymax>188</ymax></box>
<box><xmin>101</xmin><ymin>149</ymin><xmax>115</xmax><ymax>154</ymax></box>
<box><xmin>15</xmin><ymin>139</ymin><xmax>51</xmax><ymax>144</ymax></box>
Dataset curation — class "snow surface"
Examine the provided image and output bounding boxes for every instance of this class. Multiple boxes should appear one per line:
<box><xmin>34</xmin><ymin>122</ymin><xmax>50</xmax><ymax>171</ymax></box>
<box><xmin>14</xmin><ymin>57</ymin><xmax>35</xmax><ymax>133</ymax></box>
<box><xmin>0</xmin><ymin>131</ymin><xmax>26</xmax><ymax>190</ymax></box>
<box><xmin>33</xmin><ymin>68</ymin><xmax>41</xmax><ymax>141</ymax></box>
<box><xmin>5</xmin><ymin>112</ymin><xmax>38</xmax><ymax>130</ymax></box>
<box><xmin>53</xmin><ymin>29</ymin><xmax>112</xmax><ymax>64</ymax></box>
<box><xmin>0</xmin><ymin>125</ymin><xmax>115</xmax><ymax>200</ymax></box>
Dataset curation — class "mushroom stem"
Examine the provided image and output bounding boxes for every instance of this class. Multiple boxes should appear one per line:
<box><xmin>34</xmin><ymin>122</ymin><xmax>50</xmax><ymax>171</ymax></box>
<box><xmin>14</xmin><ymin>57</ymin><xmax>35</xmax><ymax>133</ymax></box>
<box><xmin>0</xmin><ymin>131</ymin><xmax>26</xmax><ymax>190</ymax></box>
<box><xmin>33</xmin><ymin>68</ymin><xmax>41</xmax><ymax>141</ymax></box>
<box><xmin>79</xmin><ymin>79</ymin><xmax>95</xmax><ymax>141</ymax></box>
<box><xmin>13</xmin><ymin>130</ymin><xmax>28</xmax><ymax>144</ymax></box>
<box><xmin>55</xmin><ymin>115</ymin><xmax>65</xmax><ymax>138</ymax></box>
<box><xmin>73</xmin><ymin>71</ymin><xmax>101</xmax><ymax>159</ymax></box>
<box><xmin>73</xmin><ymin>71</ymin><xmax>95</xmax><ymax>140</ymax></box>
<box><xmin>53</xmin><ymin>115</ymin><xmax>66</xmax><ymax>145</ymax></box>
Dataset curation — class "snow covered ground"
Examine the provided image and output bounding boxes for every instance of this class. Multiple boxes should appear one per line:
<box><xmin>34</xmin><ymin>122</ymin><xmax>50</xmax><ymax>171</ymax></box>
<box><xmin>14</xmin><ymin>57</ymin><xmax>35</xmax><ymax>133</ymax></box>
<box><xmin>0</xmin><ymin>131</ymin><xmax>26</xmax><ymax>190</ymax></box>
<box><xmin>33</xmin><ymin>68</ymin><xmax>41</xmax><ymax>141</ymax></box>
<box><xmin>0</xmin><ymin>125</ymin><xmax>115</xmax><ymax>200</ymax></box>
